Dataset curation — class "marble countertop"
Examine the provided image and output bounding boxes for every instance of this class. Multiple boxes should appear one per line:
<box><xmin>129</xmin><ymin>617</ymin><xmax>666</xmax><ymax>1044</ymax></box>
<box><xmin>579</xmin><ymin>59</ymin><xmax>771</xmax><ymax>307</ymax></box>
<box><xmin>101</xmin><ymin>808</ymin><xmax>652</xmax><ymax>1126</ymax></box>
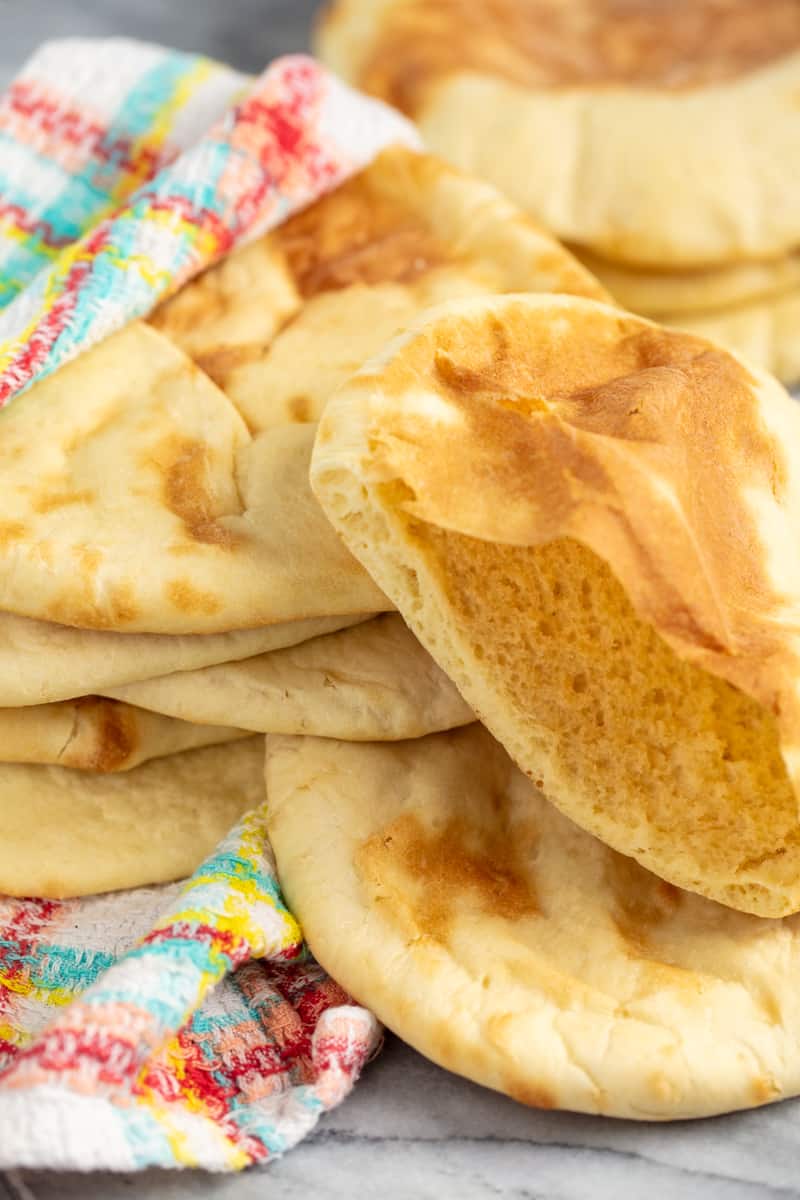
<box><xmin>2</xmin><ymin>2</ymin><xmax>800</xmax><ymax>1196</ymax></box>
<box><xmin>4</xmin><ymin>1036</ymin><xmax>800</xmax><ymax>1199</ymax></box>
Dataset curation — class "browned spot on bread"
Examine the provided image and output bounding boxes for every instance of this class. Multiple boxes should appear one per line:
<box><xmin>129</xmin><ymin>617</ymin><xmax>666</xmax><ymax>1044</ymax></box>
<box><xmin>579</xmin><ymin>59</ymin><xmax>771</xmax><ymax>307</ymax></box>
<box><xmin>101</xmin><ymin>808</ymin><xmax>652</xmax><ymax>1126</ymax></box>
<box><xmin>149</xmin><ymin>263</ymin><xmax>247</xmax><ymax>338</ymax></box>
<box><xmin>359</xmin><ymin>807</ymin><xmax>538</xmax><ymax>942</ymax></box>
<box><xmin>74</xmin><ymin>697</ymin><xmax>138</xmax><ymax>772</ymax></box>
<box><xmin>606</xmin><ymin>853</ymin><xmax>683</xmax><ymax>953</ymax></box>
<box><xmin>75</xmin><ymin>545</ymin><xmax>103</xmax><ymax>578</ymax></box>
<box><xmin>106</xmin><ymin>581</ymin><xmax>140</xmax><ymax>625</ymax></box>
<box><xmin>751</xmin><ymin>1075</ymin><xmax>781</xmax><ymax>1104</ymax></box>
<box><xmin>194</xmin><ymin>344</ymin><xmax>264</xmax><ymax>388</ymax></box>
<box><xmin>505</xmin><ymin>1080</ymin><xmax>557</xmax><ymax>1110</ymax></box>
<box><xmin>357</xmin><ymin>0</ymin><xmax>800</xmax><ymax>113</ymax></box>
<box><xmin>34</xmin><ymin>489</ymin><xmax>95</xmax><ymax>515</ymax></box>
<box><xmin>167</xmin><ymin>578</ymin><xmax>223</xmax><ymax>616</ymax></box>
<box><xmin>147</xmin><ymin>435</ymin><xmax>239</xmax><ymax>549</ymax></box>
<box><xmin>756</xmin><ymin>990</ymin><xmax>783</xmax><ymax>1026</ymax></box>
<box><xmin>45</xmin><ymin>578</ymin><xmax>140</xmax><ymax>629</ymax></box>
<box><xmin>288</xmin><ymin>394</ymin><xmax>313</xmax><ymax>422</ymax></box>
<box><xmin>274</xmin><ymin>170</ymin><xmax>447</xmax><ymax>298</ymax></box>
<box><xmin>0</xmin><ymin>521</ymin><xmax>27</xmax><ymax>549</ymax></box>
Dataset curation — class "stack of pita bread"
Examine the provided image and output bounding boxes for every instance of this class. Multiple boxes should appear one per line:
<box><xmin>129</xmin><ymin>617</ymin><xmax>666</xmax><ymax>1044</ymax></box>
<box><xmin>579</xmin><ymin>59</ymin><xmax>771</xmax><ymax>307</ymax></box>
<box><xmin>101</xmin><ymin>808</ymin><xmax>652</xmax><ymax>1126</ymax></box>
<box><xmin>0</xmin><ymin>146</ymin><xmax>601</xmax><ymax>897</ymax></box>
<box><xmin>316</xmin><ymin>0</ymin><xmax>800</xmax><ymax>384</ymax></box>
<box><xmin>10</xmin><ymin>79</ymin><xmax>800</xmax><ymax>1120</ymax></box>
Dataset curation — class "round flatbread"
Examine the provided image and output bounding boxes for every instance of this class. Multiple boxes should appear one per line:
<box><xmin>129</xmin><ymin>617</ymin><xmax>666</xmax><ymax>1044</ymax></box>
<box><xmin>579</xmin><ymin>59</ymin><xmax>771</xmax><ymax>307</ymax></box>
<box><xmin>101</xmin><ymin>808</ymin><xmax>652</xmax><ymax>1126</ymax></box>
<box><xmin>266</xmin><ymin>725</ymin><xmax>800</xmax><ymax>1120</ymax></box>
<box><xmin>318</xmin><ymin>0</ymin><xmax>800</xmax><ymax>267</ymax></box>
<box><xmin>0</xmin><ymin>698</ymin><xmax>248</xmax><ymax>771</ymax></box>
<box><xmin>0</xmin><ymin>611</ymin><xmax>363</xmax><ymax>707</ymax></box>
<box><xmin>105</xmin><ymin>615</ymin><xmax>474</xmax><ymax>740</ymax></box>
<box><xmin>311</xmin><ymin>293</ymin><xmax>800</xmax><ymax>917</ymax></box>
<box><xmin>0</xmin><ymin>737</ymin><xmax>265</xmax><ymax>898</ymax></box>
<box><xmin>151</xmin><ymin>146</ymin><xmax>607</xmax><ymax>435</ymax></box>
<box><xmin>0</xmin><ymin>322</ymin><xmax>387</xmax><ymax>633</ymax></box>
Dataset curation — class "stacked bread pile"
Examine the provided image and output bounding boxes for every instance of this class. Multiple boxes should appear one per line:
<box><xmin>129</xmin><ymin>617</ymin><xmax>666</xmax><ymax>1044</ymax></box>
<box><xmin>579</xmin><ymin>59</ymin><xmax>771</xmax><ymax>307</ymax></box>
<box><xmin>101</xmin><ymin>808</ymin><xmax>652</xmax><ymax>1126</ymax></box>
<box><xmin>0</xmin><ymin>147</ymin><xmax>603</xmax><ymax>898</ymax></box>
<box><xmin>317</xmin><ymin>0</ymin><xmax>800</xmax><ymax>384</ymax></box>
<box><xmin>10</xmin><ymin>18</ymin><xmax>800</xmax><ymax>1120</ymax></box>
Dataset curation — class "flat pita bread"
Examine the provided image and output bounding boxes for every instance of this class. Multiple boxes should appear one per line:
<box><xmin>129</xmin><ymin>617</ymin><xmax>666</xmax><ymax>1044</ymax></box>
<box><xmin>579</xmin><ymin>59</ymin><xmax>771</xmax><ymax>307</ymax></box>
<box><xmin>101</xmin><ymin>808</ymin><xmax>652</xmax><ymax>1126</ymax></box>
<box><xmin>318</xmin><ymin>0</ymin><xmax>800</xmax><ymax>267</ymax></box>
<box><xmin>0</xmin><ymin>611</ymin><xmax>363</xmax><ymax>707</ymax></box>
<box><xmin>151</xmin><ymin>146</ymin><xmax>607</xmax><ymax>435</ymax></box>
<box><xmin>266</xmin><ymin>725</ymin><xmax>800</xmax><ymax>1120</ymax></box>
<box><xmin>0</xmin><ymin>736</ymin><xmax>265</xmax><ymax>898</ymax></box>
<box><xmin>105</xmin><ymin>615</ymin><xmax>474</xmax><ymax>740</ymax></box>
<box><xmin>0</xmin><ymin>697</ymin><xmax>247</xmax><ymax>771</ymax></box>
<box><xmin>311</xmin><ymin>293</ymin><xmax>800</xmax><ymax>917</ymax></box>
<box><xmin>0</xmin><ymin>322</ymin><xmax>387</xmax><ymax>633</ymax></box>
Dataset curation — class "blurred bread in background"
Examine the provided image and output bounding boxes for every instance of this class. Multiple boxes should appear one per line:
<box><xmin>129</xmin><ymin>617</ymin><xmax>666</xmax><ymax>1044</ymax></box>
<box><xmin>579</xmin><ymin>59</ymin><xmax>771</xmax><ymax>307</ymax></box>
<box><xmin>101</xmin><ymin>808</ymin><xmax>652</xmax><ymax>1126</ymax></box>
<box><xmin>317</xmin><ymin>0</ymin><xmax>800</xmax><ymax>382</ymax></box>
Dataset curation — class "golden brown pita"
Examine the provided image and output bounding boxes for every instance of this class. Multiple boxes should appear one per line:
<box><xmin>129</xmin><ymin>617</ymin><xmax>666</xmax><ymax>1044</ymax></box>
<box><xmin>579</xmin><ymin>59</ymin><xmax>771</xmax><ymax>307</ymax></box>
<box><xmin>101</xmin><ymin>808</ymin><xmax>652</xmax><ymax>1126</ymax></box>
<box><xmin>311</xmin><ymin>293</ymin><xmax>800</xmax><ymax>916</ymax></box>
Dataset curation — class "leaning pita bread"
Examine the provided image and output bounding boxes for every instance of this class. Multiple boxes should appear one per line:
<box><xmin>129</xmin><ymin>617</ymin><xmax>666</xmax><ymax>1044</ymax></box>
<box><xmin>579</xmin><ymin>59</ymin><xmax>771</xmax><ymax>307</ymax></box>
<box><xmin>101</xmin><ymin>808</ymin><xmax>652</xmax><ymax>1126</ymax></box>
<box><xmin>0</xmin><ymin>737</ymin><xmax>264</xmax><ymax>898</ymax></box>
<box><xmin>0</xmin><ymin>611</ymin><xmax>362</xmax><ymax>707</ymax></box>
<box><xmin>312</xmin><ymin>293</ymin><xmax>800</xmax><ymax>917</ymax></box>
<box><xmin>317</xmin><ymin>0</ymin><xmax>800</xmax><ymax>267</ymax></box>
<box><xmin>0</xmin><ymin>697</ymin><xmax>247</xmax><ymax>772</ymax></box>
<box><xmin>266</xmin><ymin>725</ymin><xmax>800</xmax><ymax>1120</ymax></box>
<box><xmin>662</xmin><ymin>288</ymin><xmax>800</xmax><ymax>387</ymax></box>
<box><xmin>150</xmin><ymin>146</ymin><xmax>607</xmax><ymax>435</ymax></box>
<box><xmin>0</xmin><ymin>321</ymin><xmax>387</xmax><ymax>633</ymax></box>
<box><xmin>105</xmin><ymin>615</ymin><xmax>474</xmax><ymax>740</ymax></box>
<box><xmin>575</xmin><ymin>248</ymin><xmax>800</xmax><ymax>317</ymax></box>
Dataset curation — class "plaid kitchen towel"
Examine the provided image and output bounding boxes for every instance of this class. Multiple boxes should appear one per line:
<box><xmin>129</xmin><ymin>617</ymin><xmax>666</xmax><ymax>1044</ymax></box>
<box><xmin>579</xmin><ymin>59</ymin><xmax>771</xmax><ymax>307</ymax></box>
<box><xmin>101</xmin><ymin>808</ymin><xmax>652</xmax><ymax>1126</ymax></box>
<box><xmin>0</xmin><ymin>38</ymin><xmax>418</xmax><ymax>406</ymax></box>
<box><xmin>0</xmin><ymin>37</ymin><xmax>418</xmax><ymax>1170</ymax></box>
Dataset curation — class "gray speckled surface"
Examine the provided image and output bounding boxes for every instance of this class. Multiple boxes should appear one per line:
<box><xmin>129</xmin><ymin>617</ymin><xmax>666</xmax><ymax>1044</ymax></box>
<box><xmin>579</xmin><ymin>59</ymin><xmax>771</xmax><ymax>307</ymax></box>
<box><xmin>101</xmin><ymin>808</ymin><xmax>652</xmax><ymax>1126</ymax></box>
<box><xmin>1</xmin><ymin>2</ymin><xmax>800</xmax><ymax>1196</ymax></box>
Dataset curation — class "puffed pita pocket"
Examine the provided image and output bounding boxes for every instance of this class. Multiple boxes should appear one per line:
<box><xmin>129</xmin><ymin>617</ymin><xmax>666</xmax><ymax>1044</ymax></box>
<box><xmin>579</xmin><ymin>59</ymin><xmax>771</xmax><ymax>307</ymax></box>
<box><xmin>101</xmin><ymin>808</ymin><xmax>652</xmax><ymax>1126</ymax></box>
<box><xmin>311</xmin><ymin>292</ymin><xmax>800</xmax><ymax>917</ymax></box>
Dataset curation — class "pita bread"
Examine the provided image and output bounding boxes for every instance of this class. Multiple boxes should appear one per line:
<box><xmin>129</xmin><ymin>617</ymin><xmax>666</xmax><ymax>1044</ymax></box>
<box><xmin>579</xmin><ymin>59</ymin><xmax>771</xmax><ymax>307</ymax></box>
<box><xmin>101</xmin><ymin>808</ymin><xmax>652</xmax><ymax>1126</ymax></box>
<box><xmin>105</xmin><ymin>615</ymin><xmax>474</xmax><ymax>740</ymax></box>
<box><xmin>151</xmin><ymin>147</ymin><xmax>607</xmax><ymax>435</ymax></box>
<box><xmin>662</xmin><ymin>288</ymin><xmax>800</xmax><ymax>387</ymax></box>
<box><xmin>266</xmin><ymin>725</ymin><xmax>800</xmax><ymax>1120</ymax></box>
<box><xmin>318</xmin><ymin>0</ymin><xmax>800</xmax><ymax>268</ymax></box>
<box><xmin>0</xmin><ymin>322</ymin><xmax>387</xmax><ymax>633</ymax></box>
<box><xmin>0</xmin><ymin>611</ymin><xmax>363</xmax><ymax>707</ymax></box>
<box><xmin>0</xmin><ymin>737</ymin><xmax>264</xmax><ymax>898</ymax></box>
<box><xmin>311</xmin><ymin>293</ymin><xmax>800</xmax><ymax>917</ymax></box>
<box><xmin>575</xmin><ymin>248</ymin><xmax>800</xmax><ymax>317</ymax></box>
<box><xmin>0</xmin><ymin>697</ymin><xmax>247</xmax><ymax>771</ymax></box>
